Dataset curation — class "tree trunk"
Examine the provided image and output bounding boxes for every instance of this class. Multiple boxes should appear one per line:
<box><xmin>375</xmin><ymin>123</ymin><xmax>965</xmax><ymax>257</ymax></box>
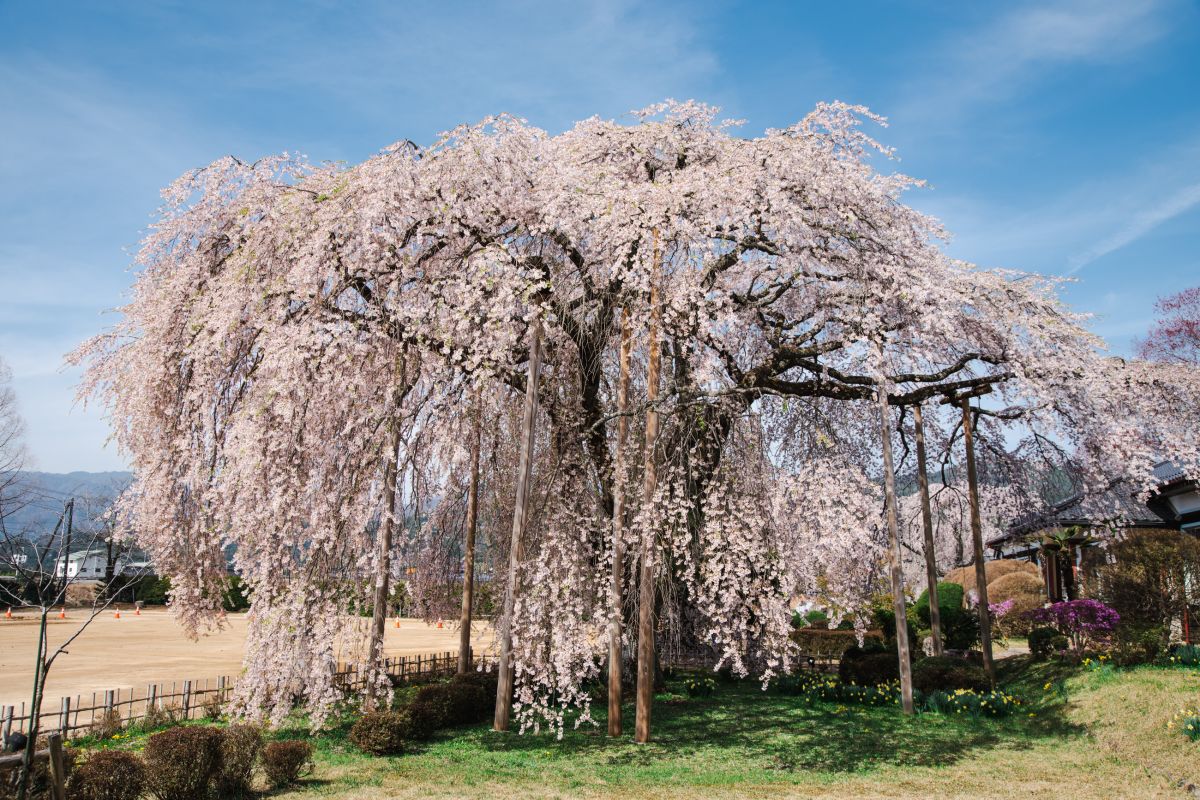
<box><xmin>494</xmin><ymin>317</ymin><xmax>542</xmax><ymax>732</ymax></box>
<box><xmin>961</xmin><ymin>398</ymin><xmax>996</xmax><ymax>687</ymax></box>
<box><xmin>458</xmin><ymin>389</ymin><xmax>483</xmax><ymax>675</ymax></box>
<box><xmin>365</xmin><ymin>419</ymin><xmax>403</xmax><ymax>710</ymax></box>
<box><xmin>635</xmin><ymin>233</ymin><xmax>662</xmax><ymax>744</ymax></box>
<box><xmin>913</xmin><ymin>404</ymin><xmax>942</xmax><ymax>656</ymax></box>
<box><xmin>877</xmin><ymin>383</ymin><xmax>914</xmax><ymax>715</ymax></box>
<box><xmin>608</xmin><ymin>307</ymin><xmax>633</xmax><ymax>736</ymax></box>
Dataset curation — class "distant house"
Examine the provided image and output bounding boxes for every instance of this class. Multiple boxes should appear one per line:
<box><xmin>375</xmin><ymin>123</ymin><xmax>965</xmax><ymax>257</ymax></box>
<box><xmin>55</xmin><ymin>548</ymin><xmax>153</xmax><ymax>581</ymax></box>
<box><xmin>987</xmin><ymin>489</ymin><xmax>1172</xmax><ymax>602</ymax></box>
<box><xmin>1146</xmin><ymin>461</ymin><xmax>1200</xmax><ymax>532</ymax></box>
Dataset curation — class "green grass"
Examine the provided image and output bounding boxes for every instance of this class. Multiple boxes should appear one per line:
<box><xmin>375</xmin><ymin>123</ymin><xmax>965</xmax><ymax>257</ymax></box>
<box><xmin>70</xmin><ymin>659</ymin><xmax>1200</xmax><ymax>799</ymax></box>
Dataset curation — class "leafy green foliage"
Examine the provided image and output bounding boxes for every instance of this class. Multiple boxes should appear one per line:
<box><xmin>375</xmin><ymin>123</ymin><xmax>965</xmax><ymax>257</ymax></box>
<box><xmin>915</xmin><ymin>582</ymin><xmax>980</xmax><ymax>650</ymax></box>
<box><xmin>911</xmin><ymin>656</ymin><xmax>989</xmax><ymax>693</ymax></box>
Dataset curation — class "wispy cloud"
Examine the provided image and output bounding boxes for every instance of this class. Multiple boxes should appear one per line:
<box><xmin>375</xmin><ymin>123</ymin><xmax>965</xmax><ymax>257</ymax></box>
<box><xmin>1066</xmin><ymin>180</ymin><xmax>1200</xmax><ymax>274</ymax></box>
<box><xmin>897</xmin><ymin>0</ymin><xmax>1175</xmax><ymax>125</ymax></box>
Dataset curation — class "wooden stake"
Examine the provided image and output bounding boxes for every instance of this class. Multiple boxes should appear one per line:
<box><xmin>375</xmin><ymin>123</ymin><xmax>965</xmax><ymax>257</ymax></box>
<box><xmin>494</xmin><ymin>316</ymin><xmax>543</xmax><ymax>732</ymax></box>
<box><xmin>608</xmin><ymin>306</ymin><xmax>633</xmax><ymax>736</ymax></box>
<box><xmin>47</xmin><ymin>733</ymin><xmax>65</xmax><ymax>800</ymax></box>
<box><xmin>366</xmin><ymin>363</ymin><xmax>406</xmax><ymax>710</ymax></box>
<box><xmin>913</xmin><ymin>404</ymin><xmax>943</xmax><ymax>656</ymax></box>
<box><xmin>877</xmin><ymin>381</ymin><xmax>915</xmax><ymax>715</ymax></box>
<box><xmin>458</xmin><ymin>388</ymin><xmax>483</xmax><ymax>675</ymax></box>
<box><xmin>635</xmin><ymin>231</ymin><xmax>662</xmax><ymax>744</ymax></box>
<box><xmin>960</xmin><ymin>397</ymin><xmax>996</xmax><ymax>686</ymax></box>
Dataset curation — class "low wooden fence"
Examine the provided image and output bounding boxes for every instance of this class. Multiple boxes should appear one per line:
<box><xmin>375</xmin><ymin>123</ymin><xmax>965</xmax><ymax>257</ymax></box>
<box><xmin>0</xmin><ymin>650</ymin><xmax>492</xmax><ymax>743</ymax></box>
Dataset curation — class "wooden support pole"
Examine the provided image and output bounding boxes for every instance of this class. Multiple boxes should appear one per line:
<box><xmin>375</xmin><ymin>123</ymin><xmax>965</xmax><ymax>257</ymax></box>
<box><xmin>182</xmin><ymin>681</ymin><xmax>192</xmax><ymax>720</ymax></box>
<box><xmin>366</xmin><ymin>409</ymin><xmax>404</xmax><ymax>710</ymax></box>
<box><xmin>458</xmin><ymin>388</ymin><xmax>483</xmax><ymax>675</ymax></box>
<box><xmin>877</xmin><ymin>381</ymin><xmax>915</xmax><ymax>715</ymax></box>
<box><xmin>913</xmin><ymin>404</ymin><xmax>943</xmax><ymax>656</ymax></box>
<box><xmin>960</xmin><ymin>397</ymin><xmax>996</xmax><ymax>687</ymax></box>
<box><xmin>634</xmin><ymin>231</ymin><xmax>662</xmax><ymax>744</ymax></box>
<box><xmin>608</xmin><ymin>306</ymin><xmax>633</xmax><ymax>737</ymax></box>
<box><xmin>46</xmin><ymin>733</ymin><xmax>65</xmax><ymax>800</ymax></box>
<box><xmin>494</xmin><ymin>316</ymin><xmax>543</xmax><ymax>732</ymax></box>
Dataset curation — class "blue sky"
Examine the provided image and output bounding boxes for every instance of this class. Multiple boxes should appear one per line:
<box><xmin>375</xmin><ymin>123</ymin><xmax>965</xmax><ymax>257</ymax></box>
<box><xmin>2</xmin><ymin>0</ymin><xmax>1198</xmax><ymax>472</ymax></box>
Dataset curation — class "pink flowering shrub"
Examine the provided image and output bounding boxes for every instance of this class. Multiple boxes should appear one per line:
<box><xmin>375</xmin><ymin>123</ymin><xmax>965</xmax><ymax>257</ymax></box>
<box><xmin>1026</xmin><ymin>599</ymin><xmax>1120</xmax><ymax>652</ymax></box>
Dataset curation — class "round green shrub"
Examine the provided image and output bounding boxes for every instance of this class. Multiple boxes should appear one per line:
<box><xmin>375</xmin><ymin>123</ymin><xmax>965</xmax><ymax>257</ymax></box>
<box><xmin>1028</xmin><ymin>626</ymin><xmax>1062</xmax><ymax>660</ymax></box>
<box><xmin>911</xmin><ymin>655</ymin><xmax>989</xmax><ymax>693</ymax></box>
<box><xmin>350</xmin><ymin>709</ymin><xmax>421</xmax><ymax>755</ymax></box>
<box><xmin>839</xmin><ymin>650</ymin><xmax>900</xmax><ymax>686</ymax></box>
<box><xmin>70</xmin><ymin>749</ymin><xmax>145</xmax><ymax>800</ymax></box>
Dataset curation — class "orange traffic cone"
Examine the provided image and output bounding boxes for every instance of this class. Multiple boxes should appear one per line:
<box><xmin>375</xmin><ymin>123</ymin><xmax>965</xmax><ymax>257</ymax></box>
<box><xmin>394</xmin><ymin>619</ymin><xmax>401</xmax><ymax>629</ymax></box>
<box><xmin>135</xmin><ymin>607</ymin><xmax>141</xmax><ymax>616</ymax></box>
<box><xmin>437</xmin><ymin>620</ymin><xmax>444</xmax><ymax>629</ymax></box>
<box><xmin>4</xmin><ymin>608</ymin><xmax>11</xmax><ymax>619</ymax></box>
<box><xmin>114</xmin><ymin>610</ymin><xmax>121</xmax><ymax>619</ymax></box>
<box><xmin>58</xmin><ymin>608</ymin><xmax>66</xmax><ymax>619</ymax></box>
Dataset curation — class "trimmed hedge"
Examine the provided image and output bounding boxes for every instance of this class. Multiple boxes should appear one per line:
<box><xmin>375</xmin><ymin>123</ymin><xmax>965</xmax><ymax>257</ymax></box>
<box><xmin>350</xmin><ymin>708</ymin><xmax>425</xmax><ymax>755</ymax></box>
<box><xmin>911</xmin><ymin>655</ymin><xmax>989</xmax><ymax>693</ymax></box>
<box><xmin>69</xmin><ymin>749</ymin><xmax>145</xmax><ymax>800</ymax></box>
<box><xmin>142</xmin><ymin>726</ymin><xmax>223</xmax><ymax>800</ymax></box>
<box><xmin>839</xmin><ymin>647</ymin><xmax>900</xmax><ymax>686</ymax></box>
<box><xmin>261</xmin><ymin>740</ymin><xmax>312</xmax><ymax>788</ymax></box>
<box><xmin>217</xmin><ymin>723</ymin><xmax>263</xmax><ymax>798</ymax></box>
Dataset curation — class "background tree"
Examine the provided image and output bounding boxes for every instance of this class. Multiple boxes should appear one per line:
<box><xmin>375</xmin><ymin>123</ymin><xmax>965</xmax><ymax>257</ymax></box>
<box><xmin>1138</xmin><ymin>286</ymin><xmax>1200</xmax><ymax>364</ymax></box>
<box><xmin>0</xmin><ymin>356</ymin><xmax>30</xmax><ymax>537</ymax></box>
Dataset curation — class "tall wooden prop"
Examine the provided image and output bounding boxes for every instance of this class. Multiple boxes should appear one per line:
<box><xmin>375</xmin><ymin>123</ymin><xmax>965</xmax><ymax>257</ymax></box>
<box><xmin>494</xmin><ymin>317</ymin><xmax>543</xmax><ymax>731</ymax></box>
<box><xmin>634</xmin><ymin>232</ymin><xmax>662</xmax><ymax>744</ymax></box>
<box><xmin>960</xmin><ymin>398</ymin><xmax>996</xmax><ymax>687</ymax></box>
<box><xmin>365</xmin><ymin>420</ymin><xmax>403</xmax><ymax>710</ymax></box>
<box><xmin>912</xmin><ymin>404</ymin><xmax>943</xmax><ymax>656</ymax></box>
<box><xmin>458</xmin><ymin>388</ymin><xmax>483</xmax><ymax>675</ymax></box>
<box><xmin>608</xmin><ymin>307</ymin><xmax>633</xmax><ymax>736</ymax></box>
<box><xmin>877</xmin><ymin>383</ymin><xmax>915</xmax><ymax>715</ymax></box>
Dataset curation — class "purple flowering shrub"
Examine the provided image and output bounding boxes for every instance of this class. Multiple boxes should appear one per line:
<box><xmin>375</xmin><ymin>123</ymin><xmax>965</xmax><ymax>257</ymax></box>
<box><xmin>1026</xmin><ymin>599</ymin><xmax>1120</xmax><ymax>652</ymax></box>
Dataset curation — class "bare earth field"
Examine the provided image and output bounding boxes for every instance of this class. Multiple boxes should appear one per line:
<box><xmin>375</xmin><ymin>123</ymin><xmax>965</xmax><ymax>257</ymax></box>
<box><xmin>0</xmin><ymin>607</ymin><xmax>492</xmax><ymax>710</ymax></box>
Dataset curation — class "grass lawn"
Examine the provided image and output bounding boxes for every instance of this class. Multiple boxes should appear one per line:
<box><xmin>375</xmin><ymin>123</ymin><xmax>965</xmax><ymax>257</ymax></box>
<box><xmin>74</xmin><ymin>658</ymin><xmax>1200</xmax><ymax>799</ymax></box>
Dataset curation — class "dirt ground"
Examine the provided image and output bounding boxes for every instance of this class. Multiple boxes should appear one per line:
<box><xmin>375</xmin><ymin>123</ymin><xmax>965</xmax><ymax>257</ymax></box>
<box><xmin>0</xmin><ymin>607</ymin><xmax>493</xmax><ymax>711</ymax></box>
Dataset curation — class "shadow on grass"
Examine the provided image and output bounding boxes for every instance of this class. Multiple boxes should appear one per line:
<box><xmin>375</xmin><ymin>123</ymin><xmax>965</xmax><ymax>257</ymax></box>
<box><xmin>421</xmin><ymin>660</ymin><xmax>1088</xmax><ymax>776</ymax></box>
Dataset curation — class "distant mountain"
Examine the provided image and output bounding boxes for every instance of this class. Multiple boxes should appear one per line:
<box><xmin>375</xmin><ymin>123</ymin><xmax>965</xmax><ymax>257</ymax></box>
<box><xmin>2</xmin><ymin>471</ymin><xmax>134</xmax><ymax>539</ymax></box>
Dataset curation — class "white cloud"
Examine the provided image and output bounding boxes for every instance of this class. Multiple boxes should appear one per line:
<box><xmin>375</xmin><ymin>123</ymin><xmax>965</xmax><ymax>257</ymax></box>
<box><xmin>1066</xmin><ymin>180</ymin><xmax>1200</xmax><ymax>274</ymax></box>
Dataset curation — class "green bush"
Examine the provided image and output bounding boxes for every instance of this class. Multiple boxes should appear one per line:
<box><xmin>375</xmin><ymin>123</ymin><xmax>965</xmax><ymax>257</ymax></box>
<box><xmin>1096</xmin><ymin>530</ymin><xmax>1200</xmax><ymax>656</ymax></box>
<box><xmin>142</xmin><ymin>726</ymin><xmax>223</xmax><ymax>800</ymax></box>
<box><xmin>915</xmin><ymin>582</ymin><xmax>980</xmax><ymax>650</ymax></box>
<box><xmin>350</xmin><ymin>709</ymin><xmax>420</xmax><ymax>755</ymax></box>
<box><xmin>217</xmin><ymin>723</ymin><xmax>262</xmax><ymax>797</ymax></box>
<box><xmin>871</xmin><ymin>598</ymin><xmax>918</xmax><ymax>647</ymax></box>
<box><xmin>451</xmin><ymin>669</ymin><xmax>499</xmax><ymax>698</ymax></box>
<box><xmin>260</xmin><ymin>740</ymin><xmax>312</xmax><ymax>788</ymax></box>
<box><xmin>911</xmin><ymin>655</ymin><xmax>989</xmax><ymax>693</ymax></box>
<box><xmin>1028</xmin><ymin>626</ymin><xmax>1066</xmax><ymax>660</ymax></box>
<box><xmin>221</xmin><ymin>576</ymin><xmax>251</xmax><ymax>613</ymax></box>
<box><xmin>1167</xmin><ymin>643</ymin><xmax>1200</xmax><ymax>667</ymax></box>
<box><xmin>839</xmin><ymin>650</ymin><xmax>900</xmax><ymax>686</ymax></box>
<box><xmin>134</xmin><ymin>576</ymin><xmax>171</xmax><ymax>606</ymax></box>
<box><xmin>444</xmin><ymin>682</ymin><xmax>489</xmax><ymax>724</ymax></box>
<box><xmin>69</xmin><ymin>749</ymin><xmax>145</xmax><ymax>800</ymax></box>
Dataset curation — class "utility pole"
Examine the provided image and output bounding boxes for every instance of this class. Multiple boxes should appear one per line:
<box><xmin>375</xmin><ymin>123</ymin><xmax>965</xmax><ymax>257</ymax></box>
<box><xmin>494</xmin><ymin>316</ymin><xmax>542</xmax><ymax>731</ymax></box>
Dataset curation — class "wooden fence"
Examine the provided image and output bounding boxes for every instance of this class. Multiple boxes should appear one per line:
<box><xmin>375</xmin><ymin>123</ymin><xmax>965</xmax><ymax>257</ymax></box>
<box><xmin>1</xmin><ymin>650</ymin><xmax>492</xmax><ymax>743</ymax></box>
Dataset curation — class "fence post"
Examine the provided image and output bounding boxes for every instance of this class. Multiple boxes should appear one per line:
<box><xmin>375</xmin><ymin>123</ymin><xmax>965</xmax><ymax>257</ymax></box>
<box><xmin>47</xmin><ymin>732</ymin><xmax>66</xmax><ymax>800</ymax></box>
<box><xmin>59</xmin><ymin>697</ymin><xmax>70</xmax><ymax>734</ymax></box>
<box><xmin>2</xmin><ymin>705</ymin><xmax>12</xmax><ymax>748</ymax></box>
<box><xmin>148</xmin><ymin>684</ymin><xmax>158</xmax><ymax>721</ymax></box>
<box><xmin>182</xmin><ymin>681</ymin><xmax>192</xmax><ymax>720</ymax></box>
